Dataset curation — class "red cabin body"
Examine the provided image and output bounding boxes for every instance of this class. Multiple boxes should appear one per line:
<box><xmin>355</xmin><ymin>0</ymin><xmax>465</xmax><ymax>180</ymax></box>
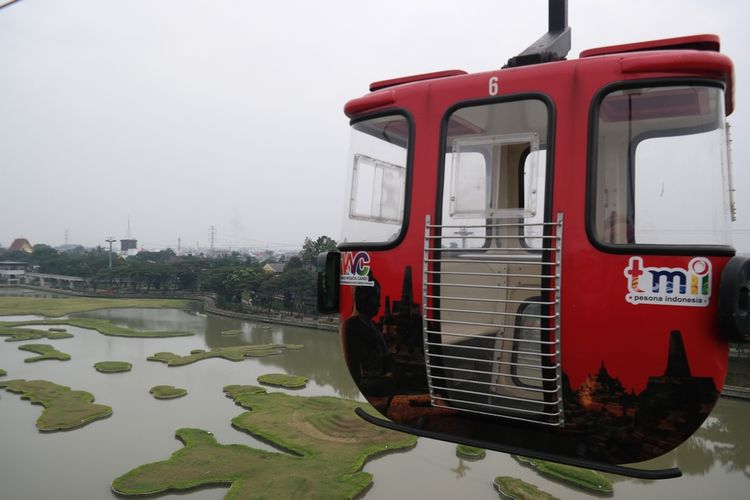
<box><xmin>323</xmin><ymin>34</ymin><xmax>744</xmax><ymax>474</ymax></box>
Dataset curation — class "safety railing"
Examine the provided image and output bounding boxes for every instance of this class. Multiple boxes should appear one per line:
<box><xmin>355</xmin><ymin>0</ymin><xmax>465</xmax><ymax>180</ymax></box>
<box><xmin>422</xmin><ymin>214</ymin><xmax>564</xmax><ymax>426</ymax></box>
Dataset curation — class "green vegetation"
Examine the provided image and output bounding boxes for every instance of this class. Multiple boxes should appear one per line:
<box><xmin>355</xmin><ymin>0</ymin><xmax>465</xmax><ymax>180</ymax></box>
<box><xmin>0</xmin><ymin>323</ymin><xmax>74</xmax><ymax>342</ymax></box>
<box><xmin>220</xmin><ymin>329</ymin><xmax>242</xmax><ymax>336</ymax></box>
<box><xmin>456</xmin><ymin>444</ymin><xmax>486</xmax><ymax>459</ymax></box>
<box><xmin>1</xmin><ymin>317</ymin><xmax>192</xmax><ymax>339</ymax></box>
<box><xmin>493</xmin><ymin>477</ymin><xmax>559</xmax><ymax>500</ymax></box>
<box><xmin>2</xmin><ymin>236</ymin><xmax>338</xmax><ymax>317</ymax></box>
<box><xmin>513</xmin><ymin>456</ymin><xmax>613</xmax><ymax>494</ymax></box>
<box><xmin>257</xmin><ymin>373</ymin><xmax>308</xmax><ymax>389</ymax></box>
<box><xmin>0</xmin><ymin>296</ymin><xmax>193</xmax><ymax>317</ymax></box>
<box><xmin>0</xmin><ymin>379</ymin><xmax>112</xmax><ymax>431</ymax></box>
<box><xmin>47</xmin><ymin>327</ymin><xmax>68</xmax><ymax>332</ymax></box>
<box><xmin>19</xmin><ymin>343</ymin><xmax>71</xmax><ymax>362</ymax></box>
<box><xmin>112</xmin><ymin>386</ymin><xmax>415</xmax><ymax>498</ymax></box>
<box><xmin>94</xmin><ymin>361</ymin><xmax>133</xmax><ymax>373</ymax></box>
<box><xmin>0</xmin><ymin>368</ymin><xmax>6</xmax><ymax>377</ymax></box>
<box><xmin>150</xmin><ymin>385</ymin><xmax>187</xmax><ymax>399</ymax></box>
<box><xmin>147</xmin><ymin>344</ymin><xmax>303</xmax><ymax>367</ymax></box>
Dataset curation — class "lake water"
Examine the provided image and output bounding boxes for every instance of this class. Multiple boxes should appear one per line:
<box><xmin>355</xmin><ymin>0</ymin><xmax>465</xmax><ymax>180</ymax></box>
<box><xmin>0</xmin><ymin>299</ymin><xmax>748</xmax><ymax>499</ymax></box>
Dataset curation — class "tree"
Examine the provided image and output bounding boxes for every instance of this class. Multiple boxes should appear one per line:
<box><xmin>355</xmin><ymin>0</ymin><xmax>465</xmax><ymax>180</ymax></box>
<box><xmin>299</xmin><ymin>236</ymin><xmax>338</xmax><ymax>268</ymax></box>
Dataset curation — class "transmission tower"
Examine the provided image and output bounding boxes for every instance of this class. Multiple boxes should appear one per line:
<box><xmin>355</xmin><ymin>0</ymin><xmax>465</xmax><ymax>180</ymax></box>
<box><xmin>209</xmin><ymin>226</ymin><xmax>216</xmax><ymax>257</ymax></box>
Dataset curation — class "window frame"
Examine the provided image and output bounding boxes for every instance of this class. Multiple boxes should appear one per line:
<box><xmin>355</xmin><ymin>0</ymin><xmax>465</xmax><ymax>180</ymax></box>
<box><xmin>435</xmin><ymin>93</ymin><xmax>556</xmax><ymax>242</ymax></box>
<box><xmin>585</xmin><ymin>79</ymin><xmax>735</xmax><ymax>256</ymax></box>
<box><xmin>339</xmin><ymin>109</ymin><xmax>415</xmax><ymax>251</ymax></box>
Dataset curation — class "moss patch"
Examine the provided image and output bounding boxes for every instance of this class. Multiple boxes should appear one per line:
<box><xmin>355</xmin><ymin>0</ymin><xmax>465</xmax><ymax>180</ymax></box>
<box><xmin>456</xmin><ymin>444</ymin><xmax>486</xmax><ymax>460</ymax></box>
<box><xmin>147</xmin><ymin>344</ymin><xmax>303</xmax><ymax>367</ymax></box>
<box><xmin>1</xmin><ymin>317</ymin><xmax>191</xmax><ymax>339</ymax></box>
<box><xmin>94</xmin><ymin>361</ymin><xmax>132</xmax><ymax>373</ymax></box>
<box><xmin>513</xmin><ymin>456</ymin><xmax>613</xmax><ymax>494</ymax></box>
<box><xmin>112</xmin><ymin>387</ymin><xmax>416</xmax><ymax>498</ymax></box>
<box><xmin>257</xmin><ymin>373</ymin><xmax>308</xmax><ymax>389</ymax></box>
<box><xmin>0</xmin><ymin>296</ymin><xmax>193</xmax><ymax>317</ymax></box>
<box><xmin>220</xmin><ymin>329</ymin><xmax>242</xmax><ymax>336</ymax></box>
<box><xmin>150</xmin><ymin>385</ymin><xmax>188</xmax><ymax>399</ymax></box>
<box><xmin>19</xmin><ymin>344</ymin><xmax>71</xmax><ymax>362</ymax></box>
<box><xmin>494</xmin><ymin>476</ymin><xmax>559</xmax><ymax>500</ymax></box>
<box><xmin>0</xmin><ymin>379</ymin><xmax>112</xmax><ymax>431</ymax></box>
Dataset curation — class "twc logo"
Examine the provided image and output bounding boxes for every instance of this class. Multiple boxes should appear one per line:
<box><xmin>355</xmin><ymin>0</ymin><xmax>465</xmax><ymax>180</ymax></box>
<box><xmin>340</xmin><ymin>251</ymin><xmax>374</xmax><ymax>287</ymax></box>
<box><xmin>624</xmin><ymin>256</ymin><xmax>711</xmax><ymax>307</ymax></box>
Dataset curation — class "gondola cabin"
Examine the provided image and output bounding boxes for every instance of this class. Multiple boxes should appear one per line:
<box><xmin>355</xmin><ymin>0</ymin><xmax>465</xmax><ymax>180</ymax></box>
<box><xmin>318</xmin><ymin>1</ymin><xmax>748</xmax><ymax>478</ymax></box>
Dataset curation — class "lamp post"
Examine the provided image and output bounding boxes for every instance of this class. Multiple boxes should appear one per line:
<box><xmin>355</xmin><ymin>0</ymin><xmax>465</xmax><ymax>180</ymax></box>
<box><xmin>105</xmin><ymin>236</ymin><xmax>115</xmax><ymax>268</ymax></box>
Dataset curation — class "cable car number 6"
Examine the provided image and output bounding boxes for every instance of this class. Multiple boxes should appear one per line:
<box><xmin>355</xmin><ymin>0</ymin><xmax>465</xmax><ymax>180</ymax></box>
<box><xmin>488</xmin><ymin>76</ymin><xmax>499</xmax><ymax>96</ymax></box>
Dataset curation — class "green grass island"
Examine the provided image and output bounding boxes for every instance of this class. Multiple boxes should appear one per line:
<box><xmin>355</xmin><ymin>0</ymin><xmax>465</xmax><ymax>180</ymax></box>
<box><xmin>494</xmin><ymin>476</ymin><xmax>560</xmax><ymax>500</ymax></box>
<box><xmin>150</xmin><ymin>385</ymin><xmax>188</xmax><ymax>399</ymax></box>
<box><xmin>0</xmin><ymin>368</ymin><xmax>6</xmax><ymax>377</ymax></box>
<box><xmin>513</xmin><ymin>455</ymin><xmax>613</xmax><ymax>494</ymax></box>
<box><xmin>455</xmin><ymin>444</ymin><xmax>486</xmax><ymax>460</ymax></box>
<box><xmin>220</xmin><ymin>329</ymin><xmax>242</xmax><ymax>336</ymax></box>
<box><xmin>94</xmin><ymin>361</ymin><xmax>133</xmax><ymax>373</ymax></box>
<box><xmin>147</xmin><ymin>344</ymin><xmax>303</xmax><ymax>367</ymax></box>
<box><xmin>0</xmin><ymin>379</ymin><xmax>112</xmax><ymax>431</ymax></box>
<box><xmin>111</xmin><ymin>386</ymin><xmax>416</xmax><ymax>498</ymax></box>
<box><xmin>1</xmin><ymin>323</ymin><xmax>74</xmax><ymax>342</ymax></box>
<box><xmin>19</xmin><ymin>343</ymin><xmax>71</xmax><ymax>362</ymax></box>
<box><xmin>257</xmin><ymin>373</ymin><xmax>308</xmax><ymax>389</ymax></box>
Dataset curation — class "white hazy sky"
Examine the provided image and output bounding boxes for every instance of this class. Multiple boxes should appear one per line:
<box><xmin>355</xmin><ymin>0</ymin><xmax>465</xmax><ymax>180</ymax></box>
<box><xmin>0</xmin><ymin>0</ymin><xmax>748</xmax><ymax>251</ymax></box>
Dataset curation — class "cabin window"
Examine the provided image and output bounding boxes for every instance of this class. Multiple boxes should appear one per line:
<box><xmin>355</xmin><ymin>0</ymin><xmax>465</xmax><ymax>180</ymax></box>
<box><xmin>342</xmin><ymin>114</ymin><xmax>410</xmax><ymax>245</ymax></box>
<box><xmin>591</xmin><ymin>84</ymin><xmax>732</xmax><ymax>248</ymax></box>
<box><xmin>441</xmin><ymin>99</ymin><xmax>549</xmax><ymax>249</ymax></box>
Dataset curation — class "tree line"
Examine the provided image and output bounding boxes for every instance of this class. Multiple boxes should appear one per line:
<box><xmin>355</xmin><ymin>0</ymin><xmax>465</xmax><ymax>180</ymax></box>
<box><xmin>0</xmin><ymin>236</ymin><xmax>338</xmax><ymax>317</ymax></box>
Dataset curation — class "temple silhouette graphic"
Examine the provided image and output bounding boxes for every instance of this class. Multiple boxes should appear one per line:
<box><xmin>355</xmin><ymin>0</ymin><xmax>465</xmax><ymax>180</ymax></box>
<box><xmin>562</xmin><ymin>330</ymin><xmax>719</xmax><ymax>462</ymax></box>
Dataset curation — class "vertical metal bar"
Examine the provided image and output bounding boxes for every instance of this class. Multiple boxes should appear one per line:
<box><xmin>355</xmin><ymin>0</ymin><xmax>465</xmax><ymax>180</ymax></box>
<box><xmin>554</xmin><ymin>213</ymin><xmax>565</xmax><ymax>426</ymax></box>
<box><xmin>423</xmin><ymin>215</ymin><xmax>435</xmax><ymax>401</ymax></box>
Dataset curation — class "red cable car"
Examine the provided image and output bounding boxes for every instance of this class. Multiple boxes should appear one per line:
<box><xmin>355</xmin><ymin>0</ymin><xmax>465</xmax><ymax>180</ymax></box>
<box><xmin>318</xmin><ymin>0</ymin><xmax>749</xmax><ymax>478</ymax></box>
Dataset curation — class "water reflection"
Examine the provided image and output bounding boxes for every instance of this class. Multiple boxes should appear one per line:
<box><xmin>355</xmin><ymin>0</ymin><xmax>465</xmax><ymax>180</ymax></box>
<box><xmin>451</xmin><ymin>459</ymin><xmax>471</xmax><ymax>479</ymax></box>
<box><xmin>76</xmin><ymin>308</ymin><xmax>360</xmax><ymax>399</ymax></box>
<box><xmin>1</xmin><ymin>302</ymin><xmax>749</xmax><ymax>500</ymax></box>
<box><xmin>647</xmin><ymin>397</ymin><xmax>750</xmax><ymax>476</ymax></box>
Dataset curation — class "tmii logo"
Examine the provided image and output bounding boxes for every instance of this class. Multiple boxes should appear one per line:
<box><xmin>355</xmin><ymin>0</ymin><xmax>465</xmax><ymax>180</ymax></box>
<box><xmin>624</xmin><ymin>256</ymin><xmax>711</xmax><ymax>307</ymax></box>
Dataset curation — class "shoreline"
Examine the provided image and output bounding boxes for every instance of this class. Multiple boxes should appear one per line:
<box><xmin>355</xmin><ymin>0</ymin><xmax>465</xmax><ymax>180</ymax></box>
<box><xmin>0</xmin><ymin>284</ymin><xmax>339</xmax><ymax>332</ymax></box>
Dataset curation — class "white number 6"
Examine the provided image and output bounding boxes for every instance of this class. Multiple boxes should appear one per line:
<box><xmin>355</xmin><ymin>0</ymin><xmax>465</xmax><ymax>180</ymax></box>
<box><xmin>488</xmin><ymin>76</ymin><xmax>499</xmax><ymax>96</ymax></box>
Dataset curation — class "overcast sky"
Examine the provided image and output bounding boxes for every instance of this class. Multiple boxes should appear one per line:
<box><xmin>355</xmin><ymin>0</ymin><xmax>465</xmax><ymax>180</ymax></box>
<box><xmin>0</xmin><ymin>0</ymin><xmax>748</xmax><ymax>251</ymax></box>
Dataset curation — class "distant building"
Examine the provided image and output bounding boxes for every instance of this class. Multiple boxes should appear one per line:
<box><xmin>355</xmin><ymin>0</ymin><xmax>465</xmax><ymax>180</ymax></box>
<box><xmin>8</xmin><ymin>238</ymin><xmax>32</xmax><ymax>253</ymax></box>
<box><xmin>120</xmin><ymin>239</ymin><xmax>137</xmax><ymax>252</ymax></box>
<box><xmin>0</xmin><ymin>261</ymin><xmax>27</xmax><ymax>284</ymax></box>
<box><xmin>263</xmin><ymin>263</ymin><xmax>286</xmax><ymax>274</ymax></box>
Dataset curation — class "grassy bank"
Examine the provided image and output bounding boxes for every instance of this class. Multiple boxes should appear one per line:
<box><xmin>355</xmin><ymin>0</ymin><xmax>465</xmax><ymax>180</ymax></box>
<box><xmin>0</xmin><ymin>296</ymin><xmax>194</xmax><ymax>317</ymax></box>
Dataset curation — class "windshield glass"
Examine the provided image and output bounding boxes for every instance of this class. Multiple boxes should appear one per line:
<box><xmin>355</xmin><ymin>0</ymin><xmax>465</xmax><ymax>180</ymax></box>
<box><xmin>591</xmin><ymin>85</ymin><xmax>732</xmax><ymax>247</ymax></box>
<box><xmin>341</xmin><ymin>114</ymin><xmax>409</xmax><ymax>245</ymax></box>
